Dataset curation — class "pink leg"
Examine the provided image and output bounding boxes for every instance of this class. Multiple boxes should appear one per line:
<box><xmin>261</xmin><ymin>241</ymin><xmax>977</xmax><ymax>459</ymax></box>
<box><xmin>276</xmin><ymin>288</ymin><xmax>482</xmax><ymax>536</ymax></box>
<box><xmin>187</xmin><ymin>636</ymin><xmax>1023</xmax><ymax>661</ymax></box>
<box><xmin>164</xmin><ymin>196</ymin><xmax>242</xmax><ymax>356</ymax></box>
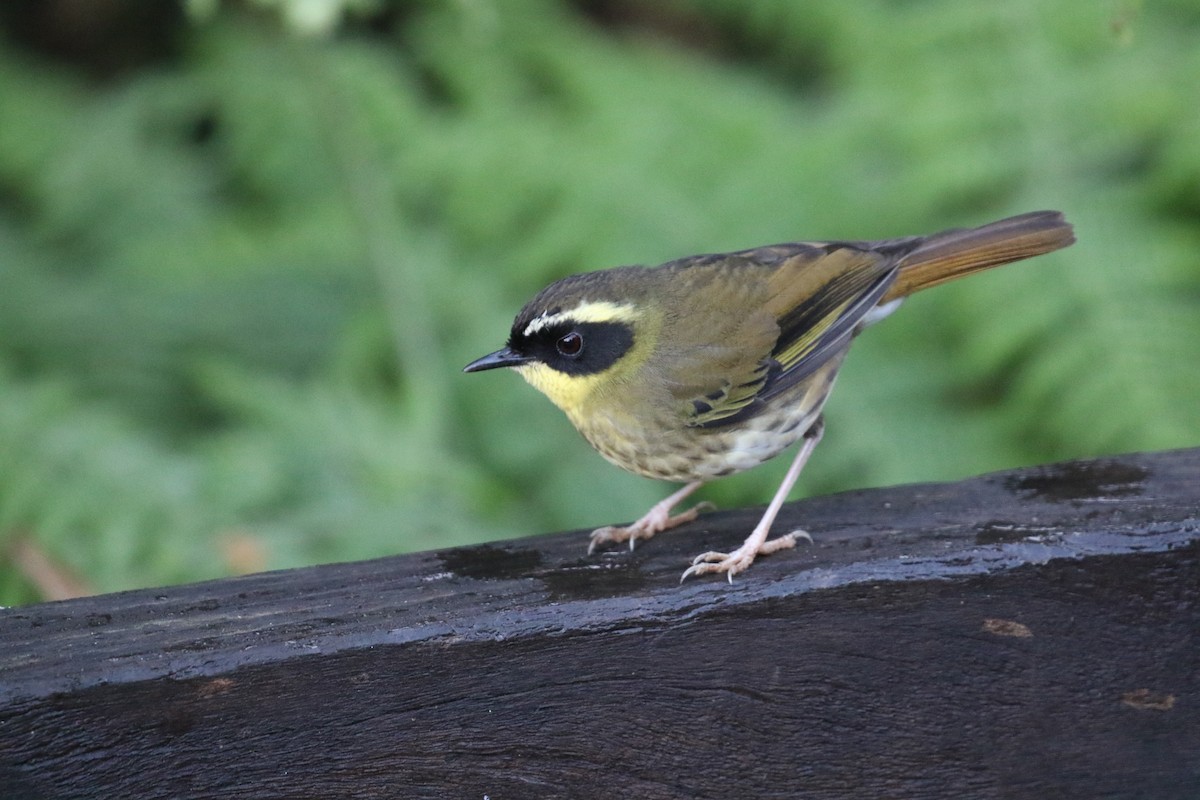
<box><xmin>588</xmin><ymin>481</ymin><xmax>713</xmax><ymax>554</ymax></box>
<box><xmin>681</xmin><ymin>421</ymin><xmax>824</xmax><ymax>583</ymax></box>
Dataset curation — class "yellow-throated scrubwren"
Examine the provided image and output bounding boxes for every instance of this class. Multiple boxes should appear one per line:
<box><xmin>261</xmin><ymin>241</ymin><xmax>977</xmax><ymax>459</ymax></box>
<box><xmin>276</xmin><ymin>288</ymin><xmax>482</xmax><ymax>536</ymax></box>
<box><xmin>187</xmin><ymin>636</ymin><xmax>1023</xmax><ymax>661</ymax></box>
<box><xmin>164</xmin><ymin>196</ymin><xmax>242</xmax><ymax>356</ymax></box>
<box><xmin>466</xmin><ymin>211</ymin><xmax>1075</xmax><ymax>581</ymax></box>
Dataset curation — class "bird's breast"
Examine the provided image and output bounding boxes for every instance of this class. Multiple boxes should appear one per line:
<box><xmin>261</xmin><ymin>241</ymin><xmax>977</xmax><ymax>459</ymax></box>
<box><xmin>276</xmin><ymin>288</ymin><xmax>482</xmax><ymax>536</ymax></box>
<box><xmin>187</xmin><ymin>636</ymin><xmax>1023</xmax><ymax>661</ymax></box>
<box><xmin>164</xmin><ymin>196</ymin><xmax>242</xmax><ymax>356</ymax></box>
<box><xmin>569</xmin><ymin>368</ymin><xmax>836</xmax><ymax>483</ymax></box>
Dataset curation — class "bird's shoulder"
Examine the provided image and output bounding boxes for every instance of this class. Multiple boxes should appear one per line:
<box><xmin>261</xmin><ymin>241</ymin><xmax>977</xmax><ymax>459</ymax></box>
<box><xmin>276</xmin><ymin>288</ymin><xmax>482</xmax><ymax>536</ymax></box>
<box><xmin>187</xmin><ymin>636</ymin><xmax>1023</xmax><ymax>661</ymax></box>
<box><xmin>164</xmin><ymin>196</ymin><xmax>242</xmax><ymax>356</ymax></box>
<box><xmin>647</xmin><ymin>241</ymin><xmax>900</xmax><ymax>427</ymax></box>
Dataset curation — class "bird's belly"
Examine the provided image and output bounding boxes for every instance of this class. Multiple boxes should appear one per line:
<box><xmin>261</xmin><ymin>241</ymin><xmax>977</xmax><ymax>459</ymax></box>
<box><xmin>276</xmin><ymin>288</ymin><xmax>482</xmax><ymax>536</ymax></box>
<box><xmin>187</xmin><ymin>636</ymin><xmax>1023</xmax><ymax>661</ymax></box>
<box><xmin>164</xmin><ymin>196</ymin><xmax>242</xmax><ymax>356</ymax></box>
<box><xmin>580</xmin><ymin>394</ymin><xmax>827</xmax><ymax>483</ymax></box>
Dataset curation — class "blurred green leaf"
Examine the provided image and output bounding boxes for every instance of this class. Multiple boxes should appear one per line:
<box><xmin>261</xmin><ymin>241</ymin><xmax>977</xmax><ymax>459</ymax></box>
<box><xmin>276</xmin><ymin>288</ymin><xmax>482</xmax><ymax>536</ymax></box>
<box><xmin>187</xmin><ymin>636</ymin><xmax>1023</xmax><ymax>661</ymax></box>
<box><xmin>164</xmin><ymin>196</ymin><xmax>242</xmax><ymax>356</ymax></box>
<box><xmin>0</xmin><ymin>0</ymin><xmax>1197</xmax><ymax>603</ymax></box>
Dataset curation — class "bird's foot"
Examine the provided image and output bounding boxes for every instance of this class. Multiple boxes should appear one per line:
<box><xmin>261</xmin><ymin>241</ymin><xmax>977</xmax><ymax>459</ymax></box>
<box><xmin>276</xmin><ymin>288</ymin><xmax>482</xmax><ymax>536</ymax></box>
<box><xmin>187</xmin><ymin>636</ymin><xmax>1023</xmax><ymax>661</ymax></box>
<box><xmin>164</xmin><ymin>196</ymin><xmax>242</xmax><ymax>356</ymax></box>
<box><xmin>680</xmin><ymin>529</ymin><xmax>812</xmax><ymax>584</ymax></box>
<box><xmin>588</xmin><ymin>501</ymin><xmax>716</xmax><ymax>554</ymax></box>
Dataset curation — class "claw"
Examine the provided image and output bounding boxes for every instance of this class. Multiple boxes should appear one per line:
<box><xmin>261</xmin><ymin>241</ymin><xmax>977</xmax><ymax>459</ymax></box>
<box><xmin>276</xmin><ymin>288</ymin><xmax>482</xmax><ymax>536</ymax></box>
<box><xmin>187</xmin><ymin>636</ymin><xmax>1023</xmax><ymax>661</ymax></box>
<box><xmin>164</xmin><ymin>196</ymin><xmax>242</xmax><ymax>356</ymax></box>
<box><xmin>788</xmin><ymin>529</ymin><xmax>814</xmax><ymax>546</ymax></box>
<box><xmin>679</xmin><ymin>530</ymin><xmax>812</xmax><ymax>583</ymax></box>
<box><xmin>587</xmin><ymin>528</ymin><xmax>616</xmax><ymax>555</ymax></box>
<box><xmin>679</xmin><ymin>428</ymin><xmax>823</xmax><ymax>581</ymax></box>
<box><xmin>586</xmin><ymin>481</ymin><xmax>708</xmax><ymax>555</ymax></box>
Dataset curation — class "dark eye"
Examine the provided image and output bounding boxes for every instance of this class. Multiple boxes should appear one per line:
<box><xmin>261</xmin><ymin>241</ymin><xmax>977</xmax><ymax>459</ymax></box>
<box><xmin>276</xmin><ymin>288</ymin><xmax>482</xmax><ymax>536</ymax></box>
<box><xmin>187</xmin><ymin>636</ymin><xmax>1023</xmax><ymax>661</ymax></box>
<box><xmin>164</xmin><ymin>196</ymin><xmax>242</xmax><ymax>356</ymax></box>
<box><xmin>556</xmin><ymin>331</ymin><xmax>584</xmax><ymax>357</ymax></box>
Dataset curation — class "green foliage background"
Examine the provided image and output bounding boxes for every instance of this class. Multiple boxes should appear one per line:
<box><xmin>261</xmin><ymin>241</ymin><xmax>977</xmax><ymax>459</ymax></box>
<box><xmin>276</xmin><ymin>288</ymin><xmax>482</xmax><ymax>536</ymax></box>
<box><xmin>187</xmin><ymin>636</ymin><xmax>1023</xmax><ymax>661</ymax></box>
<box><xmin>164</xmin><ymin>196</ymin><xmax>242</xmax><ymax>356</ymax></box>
<box><xmin>1</xmin><ymin>0</ymin><xmax>1198</xmax><ymax>604</ymax></box>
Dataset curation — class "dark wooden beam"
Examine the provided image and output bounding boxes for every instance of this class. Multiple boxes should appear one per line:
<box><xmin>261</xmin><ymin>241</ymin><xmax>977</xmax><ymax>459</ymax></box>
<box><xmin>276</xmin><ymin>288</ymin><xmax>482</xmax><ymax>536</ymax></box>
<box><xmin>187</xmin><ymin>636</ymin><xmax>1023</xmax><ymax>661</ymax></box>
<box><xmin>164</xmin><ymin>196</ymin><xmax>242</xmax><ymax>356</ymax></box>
<box><xmin>2</xmin><ymin>448</ymin><xmax>1199</xmax><ymax>799</ymax></box>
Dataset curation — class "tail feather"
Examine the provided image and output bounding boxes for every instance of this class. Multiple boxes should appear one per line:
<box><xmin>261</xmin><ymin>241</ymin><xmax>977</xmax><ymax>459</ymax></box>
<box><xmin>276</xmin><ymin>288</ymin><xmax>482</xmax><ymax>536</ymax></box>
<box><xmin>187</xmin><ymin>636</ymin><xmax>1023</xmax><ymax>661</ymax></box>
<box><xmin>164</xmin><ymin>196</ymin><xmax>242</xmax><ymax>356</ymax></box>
<box><xmin>882</xmin><ymin>210</ymin><xmax>1074</xmax><ymax>302</ymax></box>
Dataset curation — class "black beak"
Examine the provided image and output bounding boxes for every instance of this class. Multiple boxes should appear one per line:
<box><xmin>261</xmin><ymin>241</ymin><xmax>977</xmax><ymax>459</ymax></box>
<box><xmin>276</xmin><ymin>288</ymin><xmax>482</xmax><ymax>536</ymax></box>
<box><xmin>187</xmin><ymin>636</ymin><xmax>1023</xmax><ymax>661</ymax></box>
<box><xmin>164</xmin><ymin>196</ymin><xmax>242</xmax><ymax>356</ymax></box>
<box><xmin>463</xmin><ymin>347</ymin><xmax>532</xmax><ymax>373</ymax></box>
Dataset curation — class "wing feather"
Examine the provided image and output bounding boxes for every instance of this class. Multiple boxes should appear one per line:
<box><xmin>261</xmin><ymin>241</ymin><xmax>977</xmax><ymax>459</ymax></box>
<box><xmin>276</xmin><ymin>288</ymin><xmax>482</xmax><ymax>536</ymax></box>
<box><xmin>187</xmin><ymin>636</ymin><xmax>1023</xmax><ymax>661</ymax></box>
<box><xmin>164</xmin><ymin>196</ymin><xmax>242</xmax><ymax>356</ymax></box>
<box><xmin>657</xmin><ymin>245</ymin><xmax>898</xmax><ymax>428</ymax></box>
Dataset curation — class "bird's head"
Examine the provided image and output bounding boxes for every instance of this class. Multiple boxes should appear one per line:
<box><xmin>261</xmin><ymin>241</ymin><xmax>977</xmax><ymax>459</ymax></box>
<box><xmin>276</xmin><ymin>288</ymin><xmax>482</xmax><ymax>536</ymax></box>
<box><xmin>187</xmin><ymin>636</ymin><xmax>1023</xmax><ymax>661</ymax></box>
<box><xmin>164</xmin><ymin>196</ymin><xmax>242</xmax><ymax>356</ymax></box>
<box><xmin>463</xmin><ymin>268</ymin><xmax>661</xmax><ymax>417</ymax></box>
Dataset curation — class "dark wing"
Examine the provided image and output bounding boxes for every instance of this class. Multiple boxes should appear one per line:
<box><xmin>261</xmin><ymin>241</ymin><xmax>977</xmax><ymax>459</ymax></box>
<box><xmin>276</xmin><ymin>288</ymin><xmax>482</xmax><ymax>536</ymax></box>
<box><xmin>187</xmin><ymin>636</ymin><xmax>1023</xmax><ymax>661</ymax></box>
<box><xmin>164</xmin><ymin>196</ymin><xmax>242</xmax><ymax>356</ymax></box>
<box><xmin>679</xmin><ymin>243</ymin><xmax>900</xmax><ymax>428</ymax></box>
<box><xmin>651</xmin><ymin>257</ymin><xmax>782</xmax><ymax>427</ymax></box>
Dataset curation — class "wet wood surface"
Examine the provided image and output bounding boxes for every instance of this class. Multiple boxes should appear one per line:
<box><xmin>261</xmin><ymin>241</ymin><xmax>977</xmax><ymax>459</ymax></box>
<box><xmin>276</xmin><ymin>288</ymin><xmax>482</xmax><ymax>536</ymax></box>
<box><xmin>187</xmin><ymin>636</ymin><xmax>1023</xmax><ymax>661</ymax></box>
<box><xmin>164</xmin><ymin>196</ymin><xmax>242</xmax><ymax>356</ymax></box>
<box><xmin>2</xmin><ymin>448</ymin><xmax>1199</xmax><ymax>799</ymax></box>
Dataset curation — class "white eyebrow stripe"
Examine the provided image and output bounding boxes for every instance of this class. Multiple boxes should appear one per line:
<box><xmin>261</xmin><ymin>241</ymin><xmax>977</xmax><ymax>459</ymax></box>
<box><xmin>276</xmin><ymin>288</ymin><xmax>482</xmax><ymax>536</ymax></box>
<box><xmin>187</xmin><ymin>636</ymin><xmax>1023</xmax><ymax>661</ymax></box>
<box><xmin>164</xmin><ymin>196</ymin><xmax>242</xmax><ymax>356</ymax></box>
<box><xmin>522</xmin><ymin>301</ymin><xmax>638</xmax><ymax>337</ymax></box>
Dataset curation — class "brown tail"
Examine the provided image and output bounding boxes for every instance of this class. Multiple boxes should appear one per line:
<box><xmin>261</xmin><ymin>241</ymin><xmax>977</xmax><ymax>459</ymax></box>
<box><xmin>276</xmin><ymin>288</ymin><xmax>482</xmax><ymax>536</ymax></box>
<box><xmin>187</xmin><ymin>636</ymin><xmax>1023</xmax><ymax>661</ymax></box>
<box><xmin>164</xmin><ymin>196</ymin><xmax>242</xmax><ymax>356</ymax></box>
<box><xmin>882</xmin><ymin>210</ymin><xmax>1075</xmax><ymax>303</ymax></box>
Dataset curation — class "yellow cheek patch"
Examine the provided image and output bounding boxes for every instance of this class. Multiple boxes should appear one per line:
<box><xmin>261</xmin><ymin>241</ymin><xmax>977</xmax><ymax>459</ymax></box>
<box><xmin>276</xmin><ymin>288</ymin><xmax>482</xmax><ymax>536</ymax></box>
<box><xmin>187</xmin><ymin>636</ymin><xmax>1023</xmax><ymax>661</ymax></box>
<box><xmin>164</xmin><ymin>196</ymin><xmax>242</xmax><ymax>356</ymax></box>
<box><xmin>514</xmin><ymin>300</ymin><xmax>660</xmax><ymax>423</ymax></box>
<box><xmin>515</xmin><ymin>362</ymin><xmax>606</xmax><ymax>417</ymax></box>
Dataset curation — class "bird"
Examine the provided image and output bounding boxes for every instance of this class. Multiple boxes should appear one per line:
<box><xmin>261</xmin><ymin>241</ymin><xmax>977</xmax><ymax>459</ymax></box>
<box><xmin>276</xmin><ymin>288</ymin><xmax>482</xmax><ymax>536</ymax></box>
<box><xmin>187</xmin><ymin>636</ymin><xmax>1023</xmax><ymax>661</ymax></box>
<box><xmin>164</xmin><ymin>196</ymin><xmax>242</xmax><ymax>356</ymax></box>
<box><xmin>464</xmin><ymin>210</ymin><xmax>1075</xmax><ymax>582</ymax></box>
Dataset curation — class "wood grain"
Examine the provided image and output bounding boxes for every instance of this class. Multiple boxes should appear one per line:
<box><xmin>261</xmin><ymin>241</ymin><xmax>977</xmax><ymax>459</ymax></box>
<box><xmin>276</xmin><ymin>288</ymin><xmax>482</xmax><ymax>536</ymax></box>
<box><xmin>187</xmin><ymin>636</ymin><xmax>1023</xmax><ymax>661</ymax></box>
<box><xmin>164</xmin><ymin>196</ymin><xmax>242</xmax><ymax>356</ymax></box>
<box><xmin>2</xmin><ymin>448</ymin><xmax>1198</xmax><ymax>799</ymax></box>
